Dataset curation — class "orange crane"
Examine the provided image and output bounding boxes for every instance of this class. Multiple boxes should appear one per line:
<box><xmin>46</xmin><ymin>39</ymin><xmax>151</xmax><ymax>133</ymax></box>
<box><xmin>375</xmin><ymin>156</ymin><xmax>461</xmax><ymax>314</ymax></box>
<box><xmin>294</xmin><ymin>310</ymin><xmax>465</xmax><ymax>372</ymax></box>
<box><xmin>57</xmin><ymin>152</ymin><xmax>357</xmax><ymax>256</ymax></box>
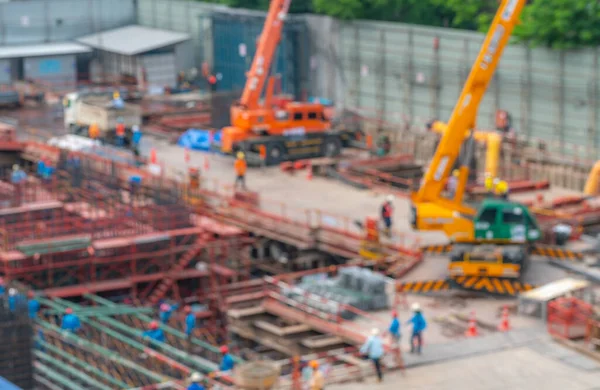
<box><xmin>220</xmin><ymin>0</ymin><xmax>355</xmax><ymax>165</ymax></box>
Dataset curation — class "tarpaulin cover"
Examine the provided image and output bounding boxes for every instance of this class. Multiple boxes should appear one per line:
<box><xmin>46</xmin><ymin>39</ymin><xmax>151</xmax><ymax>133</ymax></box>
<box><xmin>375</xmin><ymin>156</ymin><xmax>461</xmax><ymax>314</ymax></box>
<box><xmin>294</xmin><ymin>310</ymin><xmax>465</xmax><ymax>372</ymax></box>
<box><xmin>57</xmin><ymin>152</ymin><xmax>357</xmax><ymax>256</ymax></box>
<box><xmin>177</xmin><ymin>129</ymin><xmax>221</xmax><ymax>151</ymax></box>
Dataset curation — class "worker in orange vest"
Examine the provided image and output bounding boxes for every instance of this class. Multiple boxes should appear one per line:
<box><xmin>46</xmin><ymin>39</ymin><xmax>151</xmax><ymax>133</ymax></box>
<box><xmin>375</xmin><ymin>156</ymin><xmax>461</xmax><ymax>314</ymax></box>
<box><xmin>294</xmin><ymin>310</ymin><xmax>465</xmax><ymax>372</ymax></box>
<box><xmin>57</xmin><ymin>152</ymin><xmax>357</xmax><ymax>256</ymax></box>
<box><xmin>88</xmin><ymin>122</ymin><xmax>99</xmax><ymax>141</ymax></box>
<box><xmin>381</xmin><ymin>195</ymin><xmax>394</xmax><ymax>237</ymax></box>
<box><xmin>234</xmin><ymin>151</ymin><xmax>247</xmax><ymax>191</ymax></box>
<box><xmin>115</xmin><ymin>118</ymin><xmax>126</xmax><ymax>147</ymax></box>
<box><xmin>259</xmin><ymin>144</ymin><xmax>267</xmax><ymax>170</ymax></box>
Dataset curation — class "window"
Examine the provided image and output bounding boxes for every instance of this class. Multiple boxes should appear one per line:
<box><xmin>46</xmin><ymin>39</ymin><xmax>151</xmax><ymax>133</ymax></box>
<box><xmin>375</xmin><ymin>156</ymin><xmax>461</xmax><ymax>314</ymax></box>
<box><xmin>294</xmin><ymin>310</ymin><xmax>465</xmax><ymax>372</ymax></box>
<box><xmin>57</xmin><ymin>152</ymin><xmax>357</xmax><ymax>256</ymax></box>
<box><xmin>478</xmin><ymin>208</ymin><xmax>497</xmax><ymax>224</ymax></box>
<box><xmin>308</xmin><ymin>112</ymin><xmax>317</xmax><ymax>120</ymax></box>
<box><xmin>293</xmin><ymin>112</ymin><xmax>303</xmax><ymax>121</ymax></box>
<box><xmin>502</xmin><ymin>210</ymin><xmax>524</xmax><ymax>224</ymax></box>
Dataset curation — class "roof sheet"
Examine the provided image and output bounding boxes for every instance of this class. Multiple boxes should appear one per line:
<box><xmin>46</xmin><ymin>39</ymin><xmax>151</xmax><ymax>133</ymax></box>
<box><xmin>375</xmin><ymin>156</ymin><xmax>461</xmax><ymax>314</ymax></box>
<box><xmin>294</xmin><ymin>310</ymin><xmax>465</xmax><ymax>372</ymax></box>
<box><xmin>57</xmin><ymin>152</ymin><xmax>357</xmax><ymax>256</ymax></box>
<box><xmin>0</xmin><ymin>42</ymin><xmax>91</xmax><ymax>59</ymax></box>
<box><xmin>76</xmin><ymin>25</ymin><xmax>190</xmax><ymax>56</ymax></box>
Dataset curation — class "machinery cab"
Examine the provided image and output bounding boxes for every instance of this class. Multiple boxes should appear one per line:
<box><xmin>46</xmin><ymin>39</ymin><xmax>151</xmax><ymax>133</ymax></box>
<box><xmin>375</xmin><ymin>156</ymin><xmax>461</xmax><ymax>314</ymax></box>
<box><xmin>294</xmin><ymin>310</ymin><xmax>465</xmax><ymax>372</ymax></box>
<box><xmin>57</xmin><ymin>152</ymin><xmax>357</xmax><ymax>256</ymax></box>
<box><xmin>473</xmin><ymin>198</ymin><xmax>541</xmax><ymax>244</ymax></box>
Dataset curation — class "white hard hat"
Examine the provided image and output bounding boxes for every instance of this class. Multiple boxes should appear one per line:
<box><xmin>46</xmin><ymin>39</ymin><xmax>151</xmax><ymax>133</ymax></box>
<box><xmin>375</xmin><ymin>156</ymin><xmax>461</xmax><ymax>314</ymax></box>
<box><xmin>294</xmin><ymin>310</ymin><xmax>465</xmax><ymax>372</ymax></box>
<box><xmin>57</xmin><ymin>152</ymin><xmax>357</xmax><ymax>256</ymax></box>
<box><xmin>386</xmin><ymin>195</ymin><xmax>394</xmax><ymax>202</ymax></box>
<box><xmin>371</xmin><ymin>328</ymin><xmax>380</xmax><ymax>336</ymax></box>
<box><xmin>12</xmin><ymin>164</ymin><xmax>19</xmax><ymax>171</ymax></box>
<box><xmin>411</xmin><ymin>303</ymin><xmax>421</xmax><ymax>312</ymax></box>
<box><xmin>8</xmin><ymin>288</ymin><xmax>17</xmax><ymax>296</ymax></box>
<box><xmin>190</xmin><ymin>372</ymin><xmax>202</xmax><ymax>382</ymax></box>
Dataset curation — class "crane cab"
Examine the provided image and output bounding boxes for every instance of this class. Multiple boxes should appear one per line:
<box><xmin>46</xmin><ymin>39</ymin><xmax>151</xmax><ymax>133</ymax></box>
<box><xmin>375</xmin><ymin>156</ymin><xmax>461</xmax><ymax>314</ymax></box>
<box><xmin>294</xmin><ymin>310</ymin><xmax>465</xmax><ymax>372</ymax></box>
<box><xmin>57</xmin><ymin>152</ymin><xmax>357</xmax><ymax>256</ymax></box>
<box><xmin>473</xmin><ymin>198</ymin><xmax>541</xmax><ymax>244</ymax></box>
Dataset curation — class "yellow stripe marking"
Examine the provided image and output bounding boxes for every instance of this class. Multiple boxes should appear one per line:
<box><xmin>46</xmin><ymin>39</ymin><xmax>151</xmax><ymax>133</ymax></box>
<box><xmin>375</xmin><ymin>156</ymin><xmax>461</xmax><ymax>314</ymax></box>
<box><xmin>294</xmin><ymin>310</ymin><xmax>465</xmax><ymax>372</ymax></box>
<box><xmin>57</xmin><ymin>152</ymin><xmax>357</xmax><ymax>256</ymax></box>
<box><xmin>502</xmin><ymin>279</ymin><xmax>515</xmax><ymax>295</ymax></box>
<box><xmin>474</xmin><ymin>278</ymin><xmax>493</xmax><ymax>292</ymax></box>
<box><xmin>492</xmin><ymin>278</ymin><xmax>505</xmax><ymax>294</ymax></box>
<box><xmin>464</xmin><ymin>277</ymin><xmax>479</xmax><ymax>288</ymax></box>
<box><xmin>422</xmin><ymin>281</ymin><xmax>434</xmax><ymax>293</ymax></box>
<box><xmin>413</xmin><ymin>281</ymin><xmax>424</xmax><ymax>292</ymax></box>
<box><xmin>433</xmin><ymin>280</ymin><xmax>446</xmax><ymax>291</ymax></box>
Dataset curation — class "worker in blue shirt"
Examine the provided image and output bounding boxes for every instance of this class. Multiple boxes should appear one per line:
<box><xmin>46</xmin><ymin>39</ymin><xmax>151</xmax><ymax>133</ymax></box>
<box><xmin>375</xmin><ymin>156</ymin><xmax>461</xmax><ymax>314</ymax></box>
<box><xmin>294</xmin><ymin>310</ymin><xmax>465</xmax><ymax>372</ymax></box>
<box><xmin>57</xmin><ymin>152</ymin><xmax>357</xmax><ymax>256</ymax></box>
<box><xmin>142</xmin><ymin>321</ymin><xmax>165</xmax><ymax>344</ymax></box>
<box><xmin>187</xmin><ymin>372</ymin><xmax>205</xmax><ymax>390</ymax></box>
<box><xmin>61</xmin><ymin>308</ymin><xmax>81</xmax><ymax>333</ymax></box>
<box><xmin>219</xmin><ymin>345</ymin><xmax>235</xmax><ymax>372</ymax></box>
<box><xmin>27</xmin><ymin>291</ymin><xmax>40</xmax><ymax>319</ymax></box>
<box><xmin>389</xmin><ymin>310</ymin><xmax>401</xmax><ymax>344</ymax></box>
<box><xmin>131</xmin><ymin>125</ymin><xmax>142</xmax><ymax>149</ymax></box>
<box><xmin>407</xmin><ymin>303</ymin><xmax>427</xmax><ymax>354</ymax></box>
<box><xmin>360</xmin><ymin>328</ymin><xmax>385</xmax><ymax>382</ymax></box>
<box><xmin>8</xmin><ymin>288</ymin><xmax>23</xmax><ymax>312</ymax></box>
<box><xmin>184</xmin><ymin>305</ymin><xmax>196</xmax><ymax>339</ymax></box>
<box><xmin>159</xmin><ymin>303</ymin><xmax>178</xmax><ymax>324</ymax></box>
<box><xmin>0</xmin><ymin>277</ymin><xmax>5</xmax><ymax>295</ymax></box>
<box><xmin>11</xmin><ymin>164</ymin><xmax>27</xmax><ymax>184</ymax></box>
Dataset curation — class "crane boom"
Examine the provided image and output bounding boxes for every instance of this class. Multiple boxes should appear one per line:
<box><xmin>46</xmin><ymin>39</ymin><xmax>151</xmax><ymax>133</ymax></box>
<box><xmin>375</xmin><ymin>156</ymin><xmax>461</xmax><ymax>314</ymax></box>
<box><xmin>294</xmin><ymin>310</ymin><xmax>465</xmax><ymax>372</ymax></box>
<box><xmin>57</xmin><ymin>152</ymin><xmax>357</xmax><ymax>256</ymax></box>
<box><xmin>239</xmin><ymin>0</ymin><xmax>291</xmax><ymax>110</ymax></box>
<box><xmin>413</xmin><ymin>0</ymin><xmax>525</xmax><ymax>206</ymax></box>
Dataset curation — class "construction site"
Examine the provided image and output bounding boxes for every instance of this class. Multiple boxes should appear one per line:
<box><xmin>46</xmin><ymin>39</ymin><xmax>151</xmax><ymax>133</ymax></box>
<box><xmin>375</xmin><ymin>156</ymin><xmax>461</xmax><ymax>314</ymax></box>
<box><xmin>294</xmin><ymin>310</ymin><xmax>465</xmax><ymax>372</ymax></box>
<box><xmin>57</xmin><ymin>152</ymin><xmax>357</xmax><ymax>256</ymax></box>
<box><xmin>1</xmin><ymin>0</ymin><xmax>600</xmax><ymax>389</ymax></box>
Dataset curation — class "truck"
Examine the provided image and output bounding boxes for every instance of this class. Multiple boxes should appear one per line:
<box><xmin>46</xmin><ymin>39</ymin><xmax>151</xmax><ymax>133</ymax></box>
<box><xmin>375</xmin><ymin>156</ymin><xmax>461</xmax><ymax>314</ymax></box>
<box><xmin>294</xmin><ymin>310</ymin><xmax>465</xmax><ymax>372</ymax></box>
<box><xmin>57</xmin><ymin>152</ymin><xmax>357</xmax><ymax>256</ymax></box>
<box><xmin>63</xmin><ymin>92</ymin><xmax>142</xmax><ymax>142</ymax></box>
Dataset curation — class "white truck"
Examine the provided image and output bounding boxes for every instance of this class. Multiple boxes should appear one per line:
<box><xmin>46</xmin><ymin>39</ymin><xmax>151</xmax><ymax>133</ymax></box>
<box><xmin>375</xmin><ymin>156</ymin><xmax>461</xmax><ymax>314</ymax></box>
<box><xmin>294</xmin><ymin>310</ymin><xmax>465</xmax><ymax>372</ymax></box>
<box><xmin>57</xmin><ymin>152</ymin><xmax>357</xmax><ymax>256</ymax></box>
<box><xmin>63</xmin><ymin>92</ymin><xmax>142</xmax><ymax>139</ymax></box>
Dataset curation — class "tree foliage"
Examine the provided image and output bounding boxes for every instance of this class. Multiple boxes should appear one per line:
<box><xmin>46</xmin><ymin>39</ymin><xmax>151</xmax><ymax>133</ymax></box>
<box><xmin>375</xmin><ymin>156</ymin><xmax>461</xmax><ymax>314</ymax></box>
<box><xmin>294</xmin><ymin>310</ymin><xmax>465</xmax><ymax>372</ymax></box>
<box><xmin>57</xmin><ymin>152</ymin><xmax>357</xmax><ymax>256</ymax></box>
<box><xmin>198</xmin><ymin>0</ymin><xmax>600</xmax><ymax>49</ymax></box>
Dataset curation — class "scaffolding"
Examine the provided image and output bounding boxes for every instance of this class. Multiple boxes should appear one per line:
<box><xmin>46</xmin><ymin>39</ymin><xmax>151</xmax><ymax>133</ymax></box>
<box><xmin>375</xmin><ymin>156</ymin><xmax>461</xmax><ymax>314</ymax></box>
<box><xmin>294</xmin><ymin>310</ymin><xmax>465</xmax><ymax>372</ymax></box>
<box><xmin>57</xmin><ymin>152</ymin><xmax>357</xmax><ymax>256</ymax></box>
<box><xmin>34</xmin><ymin>295</ymin><xmax>241</xmax><ymax>389</ymax></box>
<box><xmin>0</xmin><ymin>299</ymin><xmax>34</xmax><ymax>389</ymax></box>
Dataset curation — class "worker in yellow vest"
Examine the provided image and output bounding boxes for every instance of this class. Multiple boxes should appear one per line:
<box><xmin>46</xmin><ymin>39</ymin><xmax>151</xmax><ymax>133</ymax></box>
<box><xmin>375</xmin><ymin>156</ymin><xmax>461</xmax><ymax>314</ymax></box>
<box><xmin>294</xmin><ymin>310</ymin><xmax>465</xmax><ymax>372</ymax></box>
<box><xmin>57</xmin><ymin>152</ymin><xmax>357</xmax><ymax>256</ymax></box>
<box><xmin>494</xmin><ymin>180</ymin><xmax>509</xmax><ymax>199</ymax></box>
<box><xmin>484</xmin><ymin>173</ymin><xmax>494</xmax><ymax>195</ymax></box>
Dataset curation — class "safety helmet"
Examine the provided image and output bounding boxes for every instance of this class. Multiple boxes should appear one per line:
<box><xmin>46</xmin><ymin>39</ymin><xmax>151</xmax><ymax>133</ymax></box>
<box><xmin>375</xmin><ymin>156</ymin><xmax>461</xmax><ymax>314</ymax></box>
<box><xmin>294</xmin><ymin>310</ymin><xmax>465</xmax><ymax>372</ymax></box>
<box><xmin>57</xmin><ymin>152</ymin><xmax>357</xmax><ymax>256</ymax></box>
<box><xmin>386</xmin><ymin>195</ymin><xmax>394</xmax><ymax>202</ymax></box>
<box><xmin>149</xmin><ymin>321</ymin><xmax>159</xmax><ymax>330</ymax></box>
<box><xmin>452</xmin><ymin>169</ymin><xmax>460</xmax><ymax>177</ymax></box>
<box><xmin>190</xmin><ymin>372</ymin><xmax>202</xmax><ymax>382</ymax></box>
<box><xmin>371</xmin><ymin>328</ymin><xmax>380</xmax><ymax>336</ymax></box>
<box><xmin>160</xmin><ymin>303</ymin><xmax>170</xmax><ymax>312</ymax></box>
<box><xmin>65</xmin><ymin>308</ymin><xmax>74</xmax><ymax>314</ymax></box>
<box><xmin>237</xmin><ymin>151</ymin><xmax>245</xmax><ymax>160</ymax></box>
<box><xmin>309</xmin><ymin>360</ymin><xmax>319</xmax><ymax>368</ymax></box>
<box><xmin>113</xmin><ymin>91</ymin><xmax>120</xmax><ymax>99</ymax></box>
<box><xmin>411</xmin><ymin>303</ymin><xmax>421</xmax><ymax>312</ymax></box>
<box><xmin>391</xmin><ymin>310</ymin><xmax>398</xmax><ymax>317</ymax></box>
<box><xmin>8</xmin><ymin>288</ymin><xmax>16</xmax><ymax>296</ymax></box>
<box><xmin>184</xmin><ymin>305</ymin><xmax>192</xmax><ymax>313</ymax></box>
<box><xmin>220</xmin><ymin>345</ymin><xmax>229</xmax><ymax>354</ymax></box>
<box><xmin>12</xmin><ymin>164</ymin><xmax>19</xmax><ymax>171</ymax></box>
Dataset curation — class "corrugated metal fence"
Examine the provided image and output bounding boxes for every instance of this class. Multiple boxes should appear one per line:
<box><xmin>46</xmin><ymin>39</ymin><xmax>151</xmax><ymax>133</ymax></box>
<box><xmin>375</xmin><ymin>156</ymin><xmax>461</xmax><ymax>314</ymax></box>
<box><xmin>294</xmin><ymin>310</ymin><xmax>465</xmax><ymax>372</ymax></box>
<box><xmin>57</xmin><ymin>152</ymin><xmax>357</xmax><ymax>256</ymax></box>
<box><xmin>137</xmin><ymin>1</ymin><xmax>600</xmax><ymax>156</ymax></box>
<box><xmin>0</xmin><ymin>0</ymin><xmax>135</xmax><ymax>45</ymax></box>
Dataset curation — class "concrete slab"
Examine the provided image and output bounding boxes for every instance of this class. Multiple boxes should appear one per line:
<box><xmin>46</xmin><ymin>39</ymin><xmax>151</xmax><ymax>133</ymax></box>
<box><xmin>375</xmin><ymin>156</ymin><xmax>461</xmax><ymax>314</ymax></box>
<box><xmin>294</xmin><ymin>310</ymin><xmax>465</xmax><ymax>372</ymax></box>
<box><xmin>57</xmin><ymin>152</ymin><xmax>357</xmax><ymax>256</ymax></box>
<box><xmin>329</xmin><ymin>336</ymin><xmax>600</xmax><ymax>389</ymax></box>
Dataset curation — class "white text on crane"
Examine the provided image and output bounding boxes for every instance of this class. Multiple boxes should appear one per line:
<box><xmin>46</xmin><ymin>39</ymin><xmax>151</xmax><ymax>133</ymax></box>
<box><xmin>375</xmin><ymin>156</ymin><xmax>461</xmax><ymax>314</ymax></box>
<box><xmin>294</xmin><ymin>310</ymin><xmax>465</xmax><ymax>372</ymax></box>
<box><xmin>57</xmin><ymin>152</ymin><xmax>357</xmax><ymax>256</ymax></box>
<box><xmin>480</xmin><ymin>25</ymin><xmax>505</xmax><ymax>71</ymax></box>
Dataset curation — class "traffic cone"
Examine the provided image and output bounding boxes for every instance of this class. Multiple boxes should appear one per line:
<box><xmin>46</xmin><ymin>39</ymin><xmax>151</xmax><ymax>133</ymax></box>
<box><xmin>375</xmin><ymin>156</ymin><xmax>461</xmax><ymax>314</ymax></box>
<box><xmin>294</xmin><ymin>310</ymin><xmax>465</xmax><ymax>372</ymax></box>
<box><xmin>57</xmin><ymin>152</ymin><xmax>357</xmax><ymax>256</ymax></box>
<box><xmin>204</xmin><ymin>156</ymin><xmax>210</xmax><ymax>171</ymax></box>
<box><xmin>150</xmin><ymin>148</ymin><xmax>157</xmax><ymax>164</ymax></box>
<box><xmin>184</xmin><ymin>148</ymin><xmax>190</xmax><ymax>164</ymax></box>
<box><xmin>465</xmin><ymin>311</ymin><xmax>478</xmax><ymax>337</ymax></box>
<box><xmin>306</xmin><ymin>162</ymin><xmax>313</xmax><ymax>180</ymax></box>
<box><xmin>498</xmin><ymin>305</ymin><xmax>511</xmax><ymax>332</ymax></box>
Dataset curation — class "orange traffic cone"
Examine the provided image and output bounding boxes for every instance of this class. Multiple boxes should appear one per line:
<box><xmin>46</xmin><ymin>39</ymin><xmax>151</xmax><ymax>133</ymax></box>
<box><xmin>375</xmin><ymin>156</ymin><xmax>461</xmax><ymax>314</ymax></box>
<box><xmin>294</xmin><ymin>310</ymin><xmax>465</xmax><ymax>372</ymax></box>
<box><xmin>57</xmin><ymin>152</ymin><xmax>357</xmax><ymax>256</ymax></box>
<box><xmin>184</xmin><ymin>148</ymin><xmax>190</xmax><ymax>164</ymax></box>
<box><xmin>204</xmin><ymin>156</ymin><xmax>210</xmax><ymax>171</ymax></box>
<box><xmin>306</xmin><ymin>162</ymin><xmax>313</xmax><ymax>180</ymax></box>
<box><xmin>465</xmin><ymin>311</ymin><xmax>478</xmax><ymax>337</ymax></box>
<box><xmin>498</xmin><ymin>305</ymin><xmax>511</xmax><ymax>332</ymax></box>
<box><xmin>150</xmin><ymin>148</ymin><xmax>157</xmax><ymax>164</ymax></box>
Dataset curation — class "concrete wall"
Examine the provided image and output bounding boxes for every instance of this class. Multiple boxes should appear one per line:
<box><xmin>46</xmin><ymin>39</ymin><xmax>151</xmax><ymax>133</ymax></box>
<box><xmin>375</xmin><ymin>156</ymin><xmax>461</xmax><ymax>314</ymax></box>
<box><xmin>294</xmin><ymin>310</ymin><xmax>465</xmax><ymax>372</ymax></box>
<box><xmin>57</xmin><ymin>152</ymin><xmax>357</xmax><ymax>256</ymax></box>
<box><xmin>137</xmin><ymin>0</ymin><xmax>600</xmax><ymax>158</ymax></box>
<box><xmin>0</xmin><ymin>0</ymin><xmax>135</xmax><ymax>45</ymax></box>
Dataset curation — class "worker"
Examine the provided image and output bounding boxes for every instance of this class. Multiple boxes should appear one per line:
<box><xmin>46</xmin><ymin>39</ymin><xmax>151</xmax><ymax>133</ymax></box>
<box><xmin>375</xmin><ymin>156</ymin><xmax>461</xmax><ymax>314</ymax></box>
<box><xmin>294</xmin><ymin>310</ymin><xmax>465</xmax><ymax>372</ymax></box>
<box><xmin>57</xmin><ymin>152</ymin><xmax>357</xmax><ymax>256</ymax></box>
<box><xmin>88</xmin><ymin>121</ymin><xmax>100</xmax><ymax>140</ymax></box>
<box><xmin>111</xmin><ymin>91</ymin><xmax>125</xmax><ymax>109</ymax></box>
<box><xmin>184</xmin><ymin>305</ymin><xmax>196</xmax><ymax>339</ymax></box>
<box><xmin>187</xmin><ymin>372</ymin><xmax>205</xmax><ymax>390</ymax></box>
<box><xmin>484</xmin><ymin>173</ymin><xmax>494</xmax><ymax>195</ymax></box>
<box><xmin>360</xmin><ymin>328</ymin><xmax>384</xmax><ymax>382</ymax></box>
<box><xmin>10</xmin><ymin>164</ymin><xmax>27</xmax><ymax>184</ymax></box>
<box><xmin>494</xmin><ymin>179</ymin><xmax>509</xmax><ymax>199</ymax></box>
<box><xmin>208</xmin><ymin>74</ymin><xmax>217</xmax><ymax>93</ymax></box>
<box><xmin>131</xmin><ymin>124</ymin><xmax>142</xmax><ymax>151</ymax></box>
<box><xmin>447</xmin><ymin>169</ymin><xmax>459</xmax><ymax>197</ymax></box>
<box><xmin>406</xmin><ymin>303</ymin><xmax>427</xmax><ymax>354</ymax></box>
<box><xmin>380</xmin><ymin>195</ymin><xmax>394</xmax><ymax>238</ymax></box>
<box><xmin>61</xmin><ymin>308</ymin><xmax>81</xmax><ymax>333</ymax></box>
<box><xmin>219</xmin><ymin>345</ymin><xmax>235</xmax><ymax>372</ymax></box>
<box><xmin>259</xmin><ymin>144</ymin><xmax>267</xmax><ymax>170</ymax></box>
<box><xmin>8</xmin><ymin>288</ymin><xmax>21</xmax><ymax>312</ymax></box>
<box><xmin>234</xmin><ymin>152</ymin><xmax>247</xmax><ymax>191</ymax></box>
<box><xmin>388</xmin><ymin>310</ymin><xmax>401</xmax><ymax>345</ymax></box>
<box><xmin>308</xmin><ymin>360</ymin><xmax>324</xmax><ymax>390</ymax></box>
<box><xmin>159</xmin><ymin>303</ymin><xmax>178</xmax><ymax>324</ymax></box>
<box><xmin>27</xmin><ymin>291</ymin><xmax>40</xmax><ymax>319</ymax></box>
<box><xmin>115</xmin><ymin>118</ymin><xmax>126</xmax><ymax>147</ymax></box>
<box><xmin>0</xmin><ymin>277</ymin><xmax>5</xmax><ymax>295</ymax></box>
<box><xmin>142</xmin><ymin>321</ymin><xmax>165</xmax><ymax>343</ymax></box>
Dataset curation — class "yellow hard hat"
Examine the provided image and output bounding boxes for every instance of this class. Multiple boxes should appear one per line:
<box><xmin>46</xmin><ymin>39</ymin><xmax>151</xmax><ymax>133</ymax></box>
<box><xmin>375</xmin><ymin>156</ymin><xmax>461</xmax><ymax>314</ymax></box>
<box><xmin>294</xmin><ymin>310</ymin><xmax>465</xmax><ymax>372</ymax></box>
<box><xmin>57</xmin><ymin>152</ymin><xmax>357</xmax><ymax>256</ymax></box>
<box><xmin>309</xmin><ymin>360</ymin><xmax>319</xmax><ymax>368</ymax></box>
<box><xmin>452</xmin><ymin>169</ymin><xmax>460</xmax><ymax>177</ymax></box>
<box><xmin>237</xmin><ymin>152</ymin><xmax>245</xmax><ymax>159</ymax></box>
<box><xmin>113</xmin><ymin>91</ymin><xmax>120</xmax><ymax>99</ymax></box>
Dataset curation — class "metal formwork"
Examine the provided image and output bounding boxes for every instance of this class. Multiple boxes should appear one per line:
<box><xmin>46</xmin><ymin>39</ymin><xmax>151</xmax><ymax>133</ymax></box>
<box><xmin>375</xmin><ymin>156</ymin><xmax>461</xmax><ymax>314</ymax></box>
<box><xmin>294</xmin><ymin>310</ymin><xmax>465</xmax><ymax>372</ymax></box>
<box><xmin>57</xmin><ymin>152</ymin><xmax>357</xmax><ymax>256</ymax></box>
<box><xmin>0</xmin><ymin>301</ymin><xmax>34</xmax><ymax>389</ymax></box>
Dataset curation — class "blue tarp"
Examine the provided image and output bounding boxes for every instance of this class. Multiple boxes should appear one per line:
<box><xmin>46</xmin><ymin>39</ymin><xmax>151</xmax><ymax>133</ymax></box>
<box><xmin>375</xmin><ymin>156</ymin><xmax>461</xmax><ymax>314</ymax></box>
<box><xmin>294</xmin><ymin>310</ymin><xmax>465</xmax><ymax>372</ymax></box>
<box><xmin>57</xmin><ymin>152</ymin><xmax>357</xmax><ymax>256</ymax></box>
<box><xmin>0</xmin><ymin>376</ymin><xmax>22</xmax><ymax>390</ymax></box>
<box><xmin>308</xmin><ymin>97</ymin><xmax>333</xmax><ymax>106</ymax></box>
<box><xmin>177</xmin><ymin>129</ymin><xmax>221</xmax><ymax>151</ymax></box>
